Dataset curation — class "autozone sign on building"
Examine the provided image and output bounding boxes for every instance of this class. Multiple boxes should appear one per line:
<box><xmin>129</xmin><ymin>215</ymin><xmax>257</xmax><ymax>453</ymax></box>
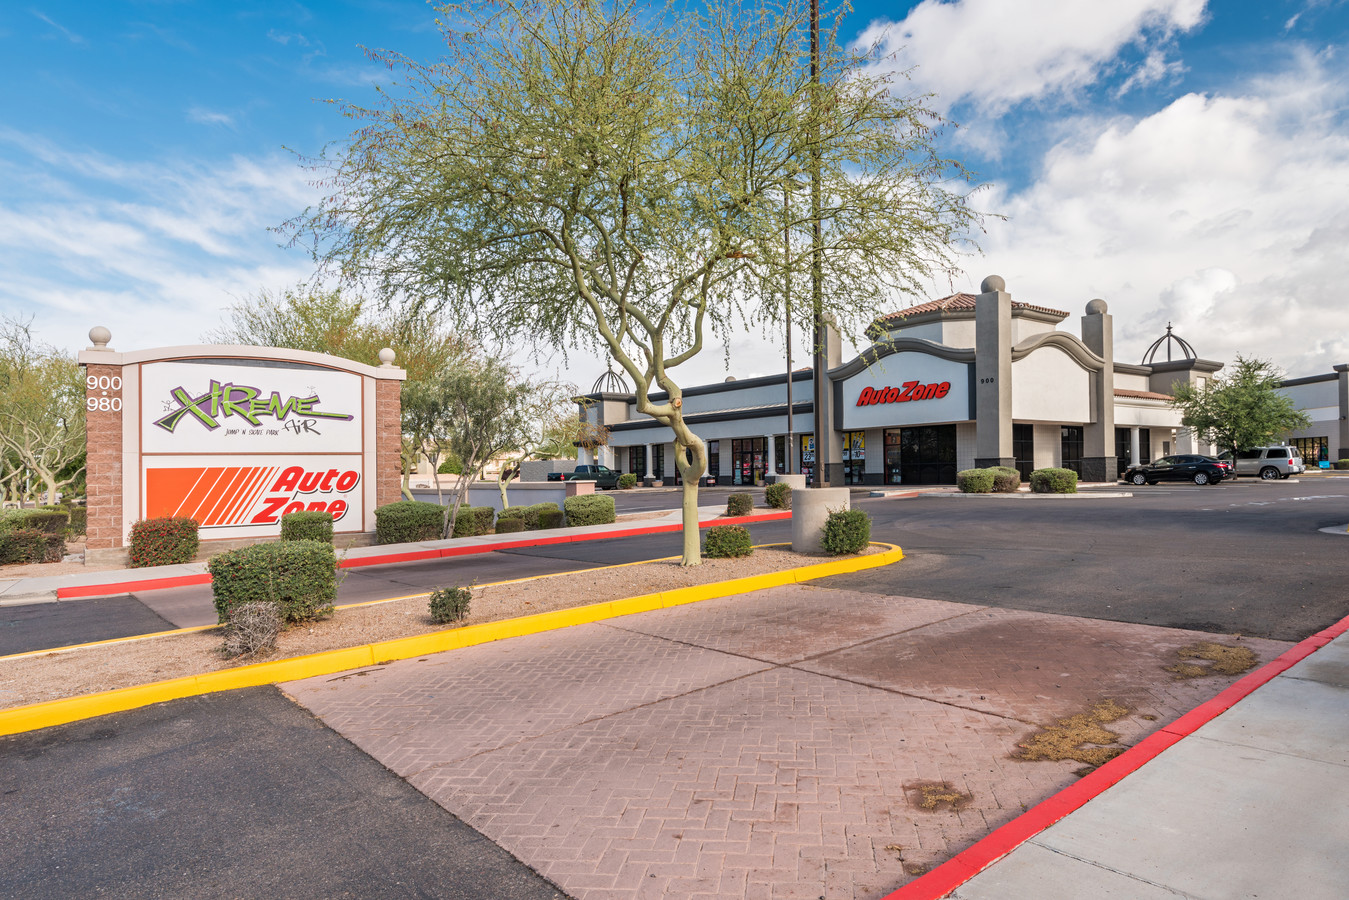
<box><xmin>78</xmin><ymin>334</ymin><xmax>405</xmax><ymax>556</ymax></box>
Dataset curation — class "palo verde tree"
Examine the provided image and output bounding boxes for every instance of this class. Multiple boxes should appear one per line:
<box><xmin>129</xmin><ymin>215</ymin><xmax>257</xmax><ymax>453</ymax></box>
<box><xmin>1170</xmin><ymin>355</ymin><xmax>1310</xmax><ymax>459</ymax></box>
<box><xmin>495</xmin><ymin>396</ymin><xmax>612</xmax><ymax>507</ymax></box>
<box><xmin>286</xmin><ymin>0</ymin><xmax>980</xmax><ymax>564</ymax></box>
<box><xmin>0</xmin><ymin>319</ymin><xmax>86</xmax><ymax>504</ymax></box>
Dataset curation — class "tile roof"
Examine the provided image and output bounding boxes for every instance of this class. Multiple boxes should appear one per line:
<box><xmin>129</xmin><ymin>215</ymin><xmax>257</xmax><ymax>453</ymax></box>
<box><xmin>1114</xmin><ymin>388</ymin><xmax>1174</xmax><ymax>401</ymax></box>
<box><xmin>878</xmin><ymin>292</ymin><xmax>1070</xmax><ymax>322</ymax></box>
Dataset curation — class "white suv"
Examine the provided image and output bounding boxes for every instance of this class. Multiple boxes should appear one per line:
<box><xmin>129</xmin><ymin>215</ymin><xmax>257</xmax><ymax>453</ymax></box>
<box><xmin>1218</xmin><ymin>446</ymin><xmax>1306</xmax><ymax>480</ymax></box>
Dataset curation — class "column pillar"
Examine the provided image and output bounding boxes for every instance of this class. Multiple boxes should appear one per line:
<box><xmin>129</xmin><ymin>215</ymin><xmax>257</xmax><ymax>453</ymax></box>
<box><xmin>814</xmin><ymin>321</ymin><xmax>844</xmax><ymax>487</ymax></box>
<box><xmin>80</xmin><ymin>327</ymin><xmax>126</xmax><ymax>559</ymax></box>
<box><xmin>644</xmin><ymin>443</ymin><xmax>653</xmax><ymax>478</ymax></box>
<box><xmin>1130</xmin><ymin>427</ymin><xmax>1141</xmax><ymax>466</ymax></box>
<box><xmin>1336</xmin><ymin>364</ymin><xmax>1349</xmax><ymax>461</ymax></box>
<box><xmin>1080</xmin><ymin>298</ymin><xmax>1116</xmax><ymax>482</ymax></box>
<box><xmin>974</xmin><ymin>275</ymin><xmax>1014</xmax><ymax>468</ymax></box>
<box><xmin>766</xmin><ymin>435</ymin><xmax>776</xmax><ymax>478</ymax></box>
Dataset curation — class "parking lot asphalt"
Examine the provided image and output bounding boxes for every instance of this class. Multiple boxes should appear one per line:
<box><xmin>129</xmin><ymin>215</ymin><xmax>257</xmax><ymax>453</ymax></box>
<box><xmin>0</xmin><ymin>686</ymin><xmax>566</xmax><ymax>900</ymax></box>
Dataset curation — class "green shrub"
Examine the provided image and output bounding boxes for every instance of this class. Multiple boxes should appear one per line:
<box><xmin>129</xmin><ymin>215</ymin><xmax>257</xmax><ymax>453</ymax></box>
<box><xmin>280</xmin><ymin>510</ymin><xmax>334</xmax><ymax>543</ymax></box>
<box><xmin>429</xmin><ymin>586</ymin><xmax>472</xmax><ymax>624</ymax></box>
<box><xmin>764</xmin><ymin>482</ymin><xmax>792</xmax><ymax>509</ymax></box>
<box><xmin>66</xmin><ymin>506</ymin><xmax>87</xmax><ymax>537</ymax></box>
<box><xmin>437</xmin><ymin>454</ymin><xmax>463</xmax><ymax>475</ymax></box>
<box><xmin>451</xmin><ymin>506</ymin><xmax>496</xmax><ymax>537</ymax></box>
<box><xmin>17</xmin><ymin>507</ymin><xmax>70</xmax><ymax>536</ymax></box>
<box><xmin>821</xmin><ymin>507</ymin><xmax>871</xmax><ymax>555</ymax></box>
<box><xmin>0</xmin><ymin>528</ymin><xmax>64</xmax><ymax>564</ymax></box>
<box><xmin>537</xmin><ymin>508</ymin><xmax>566</xmax><ymax>529</ymax></box>
<box><xmin>564</xmin><ymin>494</ymin><xmax>616</xmax><ymax>527</ymax></box>
<box><xmin>1030</xmin><ymin>467</ymin><xmax>1079</xmax><ymax>494</ymax></box>
<box><xmin>956</xmin><ymin>469</ymin><xmax>994</xmax><ymax>493</ymax></box>
<box><xmin>1336</xmin><ymin>459</ymin><xmax>1349</xmax><ymax>470</ymax></box>
<box><xmin>502</xmin><ymin>502</ymin><xmax>560</xmax><ymax>530</ymax></box>
<box><xmin>129</xmin><ymin>517</ymin><xmax>199</xmax><ymax>568</ymax></box>
<box><xmin>618</xmin><ymin>473</ymin><xmax>638</xmax><ymax>489</ymax></box>
<box><xmin>703</xmin><ymin>524</ymin><xmax>753</xmax><ymax>558</ymax></box>
<box><xmin>990</xmin><ymin>466</ymin><xmax>1021</xmax><ymax>493</ymax></box>
<box><xmin>495</xmin><ymin>517</ymin><xmax>527</xmax><ymax>534</ymax></box>
<box><xmin>375</xmin><ymin>500</ymin><xmax>445</xmax><ymax>544</ymax></box>
<box><xmin>208</xmin><ymin>540</ymin><xmax>336</xmax><ymax>625</ymax></box>
<box><xmin>726</xmin><ymin>493</ymin><xmax>753</xmax><ymax>517</ymax></box>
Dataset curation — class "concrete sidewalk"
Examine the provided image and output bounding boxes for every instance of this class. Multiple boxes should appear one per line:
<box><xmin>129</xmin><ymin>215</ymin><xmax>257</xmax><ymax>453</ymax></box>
<box><xmin>0</xmin><ymin>505</ymin><xmax>786</xmax><ymax>606</ymax></box>
<box><xmin>917</xmin><ymin>625</ymin><xmax>1349</xmax><ymax>900</ymax></box>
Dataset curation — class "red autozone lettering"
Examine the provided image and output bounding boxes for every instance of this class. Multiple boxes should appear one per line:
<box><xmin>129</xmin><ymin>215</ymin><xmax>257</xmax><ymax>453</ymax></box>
<box><xmin>857</xmin><ymin>382</ymin><xmax>950</xmax><ymax>406</ymax></box>
<box><xmin>250</xmin><ymin>466</ymin><xmax>360</xmax><ymax>524</ymax></box>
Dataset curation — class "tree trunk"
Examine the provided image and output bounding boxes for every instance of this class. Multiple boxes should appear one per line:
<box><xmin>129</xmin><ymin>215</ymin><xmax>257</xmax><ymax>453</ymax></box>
<box><xmin>673</xmin><ymin>433</ymin><xmax>708</xmax><ymax>566</ymax></box>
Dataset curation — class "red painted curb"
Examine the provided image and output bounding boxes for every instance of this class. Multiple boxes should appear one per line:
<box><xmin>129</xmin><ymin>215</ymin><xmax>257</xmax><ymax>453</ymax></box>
<box><xmin>57</xmin><ymin>573</ymin><xmax>212</xmax><ymax>598</ymax></box>
<box><xmin>54</xmin><ymin>510</ymin><xmax>794</xmax><ymax>596</ymax></box>
<box><xmin>880</xmin><ymin>612</ymin><xmax>1349</xmax><ymax>900</ymax></box>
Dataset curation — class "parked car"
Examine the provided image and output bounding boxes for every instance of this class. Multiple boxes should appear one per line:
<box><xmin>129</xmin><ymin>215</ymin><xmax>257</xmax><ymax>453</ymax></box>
<box><xmin>546</xmin><ymin>464</ymin><xmax>622</xmax><ymax>489</ymax></box>
<box><xmin>1124</xmin><ymin>455</ymin><xmax>1231</xmax><ymax>486</ymax></box>
<box><xmin>1216</xmin><ymin>446</ymin><xmax>1306</xmax><ymax>480</ymax></box>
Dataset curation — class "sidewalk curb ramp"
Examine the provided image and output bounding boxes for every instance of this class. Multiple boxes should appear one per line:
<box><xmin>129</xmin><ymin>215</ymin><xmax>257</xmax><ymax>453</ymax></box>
<box><xmin>0</xmin><ymin>542</ymin><xmax>902</xmax><ymax>737</ymax></box>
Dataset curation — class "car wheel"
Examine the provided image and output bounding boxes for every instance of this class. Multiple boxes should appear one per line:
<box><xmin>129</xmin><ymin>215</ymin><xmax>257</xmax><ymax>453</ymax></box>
<box><xmin>1130</xmin><ymin>473</ymin><xmax>1147</xmax><ymax>485</ymax></box>
<box><xmin>1259</xmin><ymin>467</ymin><xmax>1279</xmax><ymax>481</ymax></box>
<box><xmin>1193</xmin><ymin>472</ymin><xmax>1209</xmax><ymax>485</ymax></box>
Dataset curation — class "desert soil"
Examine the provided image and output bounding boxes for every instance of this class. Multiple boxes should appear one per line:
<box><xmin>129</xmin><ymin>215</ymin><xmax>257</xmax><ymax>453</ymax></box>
<box><xmin>0</xmin><ymin>546</ymin><xmax>868</xmax><ymax>711</ymax></box>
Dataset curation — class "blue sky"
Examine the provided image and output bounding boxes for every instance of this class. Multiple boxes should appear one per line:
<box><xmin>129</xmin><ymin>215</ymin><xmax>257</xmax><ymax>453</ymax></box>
<box><xmin>4</xmin><ymin>0</ymin><xmax>1349</xmax><ymax>392</ymax></box>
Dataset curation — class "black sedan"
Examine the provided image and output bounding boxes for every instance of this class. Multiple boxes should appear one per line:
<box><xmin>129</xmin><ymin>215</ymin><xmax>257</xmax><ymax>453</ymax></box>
<box><xmin>1124</xmin><ymin>455</ymin><xmax>1232</xmax><ymax>486</ymax></box>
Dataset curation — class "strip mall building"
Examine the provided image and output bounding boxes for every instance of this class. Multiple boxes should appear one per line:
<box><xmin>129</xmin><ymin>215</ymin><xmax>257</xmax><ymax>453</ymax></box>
<box><xmin>578</xmin><ymin>276</ymin><xmax>1349</xmax><ymax>486</ymax></box>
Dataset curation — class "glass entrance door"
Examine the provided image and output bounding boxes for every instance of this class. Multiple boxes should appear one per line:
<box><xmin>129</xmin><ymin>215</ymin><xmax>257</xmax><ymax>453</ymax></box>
<box><xmin>884</xmin><ymin>425</ymin><xmax>957</xmax><ymax>484</ymax></box>
<box><xmin>731</xmin><ymin>438</ymin><xmax>765</xmax><ymax>485</ymax></box>
<box><xmin>842</xmin><ymin>431</ymin><xmax>867</xmax><ymax>484</ymax></box>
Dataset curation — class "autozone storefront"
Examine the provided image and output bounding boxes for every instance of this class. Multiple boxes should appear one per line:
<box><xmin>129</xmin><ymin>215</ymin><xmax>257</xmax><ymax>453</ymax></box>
<box><xmin>79</xmin><ymin>335</ymin><xmax>405</xmax><ymax>563</ymax></box>
<box><xmin>584</xmin><ymin>278</ymin><xmax>1222</xmax><ymax>486</ymax></box>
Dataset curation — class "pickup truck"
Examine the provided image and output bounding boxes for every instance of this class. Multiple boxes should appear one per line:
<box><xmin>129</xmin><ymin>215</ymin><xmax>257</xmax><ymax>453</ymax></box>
<box><xmin>546</xmin><ymin>465</ymin><xmax>622</xmax><ymax>489</ymax></box>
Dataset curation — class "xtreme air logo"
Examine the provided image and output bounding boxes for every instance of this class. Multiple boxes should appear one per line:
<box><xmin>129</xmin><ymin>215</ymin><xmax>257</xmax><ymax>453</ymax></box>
<box><xmin>154</xmin><ymin>380</ymin><xmax>353</xmax><ymax>432</ymax></box>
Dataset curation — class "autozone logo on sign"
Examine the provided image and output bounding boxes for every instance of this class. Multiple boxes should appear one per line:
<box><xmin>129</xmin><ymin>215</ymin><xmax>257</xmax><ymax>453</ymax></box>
<box><xmin>856</xmin><ymin>382</ymin><xmax>951</xmax><ymax>406</ymax></box>
<box><xmin>146</xmin><ymin>463</ymin><xmax>361</xmax><ymax>528</ymax></box>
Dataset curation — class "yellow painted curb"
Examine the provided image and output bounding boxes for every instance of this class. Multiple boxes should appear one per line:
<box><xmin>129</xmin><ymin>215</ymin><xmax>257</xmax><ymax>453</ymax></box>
<box><xmin>0</xmin><ymin>543</ymin><xmax>903</xmax><ymax>737</ymax></box>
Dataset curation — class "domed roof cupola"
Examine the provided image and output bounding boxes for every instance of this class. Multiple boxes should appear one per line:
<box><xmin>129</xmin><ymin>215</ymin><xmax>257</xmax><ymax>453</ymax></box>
<box><xmin>1141</xmin><ymin>323</ymin><xmax>1198</xmax><ymax>364</ymax></box>
<box><xmin>591</xmin><ymin>360</ymin><xmax>631</xmax><ymax>393</ymax></box>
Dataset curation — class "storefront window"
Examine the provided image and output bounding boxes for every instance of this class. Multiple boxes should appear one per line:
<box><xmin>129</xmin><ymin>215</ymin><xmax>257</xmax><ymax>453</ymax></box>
<box><xmin>800</xmin><ymin>434</ymin><xmax>815</xmax><ymax>482</ymax></box>
<box><xmin>1014</xmin><ymin>424</ymin><xmax>1034</xmax><ymax>481</ymax></box>
<box><xmin>652</xmin><ymin>444</ymin><xmax>664</xmax><ymax>480</ymax></box>
<box><xmin>627</xmin><ymin>446</ymin><xmax>646</xmax><ymax>478</ymax></box>
<box><xmin>707</xmin><ymin>441</ymin><xmax>720</xmax><ymax>481</ymax></box>
<box><xmin>1061</xmin><ymin>426</ymin><xmax>1084</xmax><ymax>475</ymax></box>
<box><xmin>730</xmin><ymin>438</ymin><xmax>766</xmax><ymax>485</ymax></box>
<box><xmin>774</xmin><ymin>436</ymin><xmax>787</xmax><ymax>474</ymax></box>
<box><xmin>1291</xmin><ymin>436</ymin><xmax>1328</xmax><ymax>464</ymax></box>
<box><xmin>842</xmin><ymin>431</ymin><xmax>867</xmax><ymax>484</ymax></box>
<box><xmin>884</xmin><ymin>426</ymin><xmax>956</xmax><ymax>485</ymax></box>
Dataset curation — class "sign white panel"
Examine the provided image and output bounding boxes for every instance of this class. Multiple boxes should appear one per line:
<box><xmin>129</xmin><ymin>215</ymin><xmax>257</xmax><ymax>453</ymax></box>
<box><xmin>143</xmin><ymin>454</ymin><xmax>365</xmax><ymax>539</ymax></box>
<box><xmin>840</xmin><ymin>354</ymin><xmax>972</xmax><ymax>429</ymax></box>
<box><xmin>141</xmin><ymin>361</ymin><xmax>363</xmax><ymax>454</ymax></box>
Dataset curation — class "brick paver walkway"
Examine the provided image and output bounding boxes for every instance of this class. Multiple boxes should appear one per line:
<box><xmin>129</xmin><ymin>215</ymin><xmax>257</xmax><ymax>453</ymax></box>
<box><xmin>284</xmin><ymin>585</ymin><xmax>1287</xmax><ymax>900</ymax></box>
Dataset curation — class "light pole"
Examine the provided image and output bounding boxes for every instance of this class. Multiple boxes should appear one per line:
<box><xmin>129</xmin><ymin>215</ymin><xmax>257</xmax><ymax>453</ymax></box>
<box><xmin>809</xmin><ymin>0</ymin><xmax>825</xmax><ymax>488</ymax></box>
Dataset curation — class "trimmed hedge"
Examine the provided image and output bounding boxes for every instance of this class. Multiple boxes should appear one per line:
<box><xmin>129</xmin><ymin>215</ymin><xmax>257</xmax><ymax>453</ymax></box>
<box><xmin>1336</xmin><ymin>459</ymin><xmax>1349</xmax><ymax>470</ymax></box>
<box><xmin>451</xmin><ymin>506</ymin><xmax>496</xmax><ymax>538</ymax></box>
<box><xmin>208</xmin><ymin>540</ymin><xmax>336</xmax><ymax>625</ymax></box>
<box><xmin>499</xmin><ymin>502</ymin><xmax>560</xmax><ymax>531</ymax></box>
<box><xmin>495</xmin><ymin>517</ymin><xmax>527</xmax><ymax>534</ymax></box>
<box><xmin>990</xmin><ymin>466</ymin><xmax>1021</xmax><ymax>493</ymax></box>
<box><xmin>375</xmin><ymin>500</ymin><xmax>445</xmax><ymax>544</ymax></box>
<box><xmin>564</xmin><ymin>494</ymin><xmax>616</xmax><ymax>527</ymax></box>
<box><xmin>66</xmin><ymin>506</ymin><xmax>87</xmax><ymax>537</ymax></box>
<box><xmin>764</xmin><ymin>482</ymin><xmax>792</xmax><ymax>509</ymax></box>
<box><xmin>726</xmin><ymin>493</ymin><xmax>753</xmax><ymax>517</ymax></box>
<box><xmin>129</xmin><ymin>517</ymin><xmax>199</xmax><ymax>568</ymax></box>
<box><xmin>537</xmin><ymin>508</ymin><xmax>566</xmax><ymax>529</ymax></box>
<box><xmin>703</xmin><ymin>524</ymin><xmax>753</xmax><ymax>558</ymax></box>
<box><xmin>28</xmin><ymin>507</ymin><xmax>72</xmax><ymax>535</ymax></box>
<box><xmin>0</xmin><ymin>528</ymin><xmax>64</xmax><ymax>564</ymax></box>
<box><xmin>821</xmin><ymin>508</ymin><xmax>871</xmax><ymax>555</ymax></box>
<box><xmin>618</xmin><ymin>473</ymin><xmax>638</xmax><ymax>489</ymax></box>
<box><xmin>280</xmin><ymin>510</ymin><xmax>334</xmax><ymax>543</ymax></box>
<box><xmin>1030</xmin><ymin>467</ymin><xmax>1079</xmax><ymax>494</ymax></box>
<box><xmin>956</xmin><ymin>469</ymin><xmax>994</xmax><ymax>493</ymax></box>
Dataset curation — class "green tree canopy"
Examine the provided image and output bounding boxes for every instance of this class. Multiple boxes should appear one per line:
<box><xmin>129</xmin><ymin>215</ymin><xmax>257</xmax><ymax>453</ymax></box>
<box><xmin>1170</xmin><ymin>356</ymin><xmax>1311</xmax><ymax>457</ymax></box>
<box><xmin>0</xmin><ymin>319</ymin><xmax>86</xmax><ymax>504</ymax></box>
<box><xmin>286</xmin><ymin>0</ymin><xmax>981</xmax><ymax>563</ymax></box>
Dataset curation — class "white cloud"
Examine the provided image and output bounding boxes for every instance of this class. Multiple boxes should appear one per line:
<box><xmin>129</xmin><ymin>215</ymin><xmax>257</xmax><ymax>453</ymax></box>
<box><xmin>31</xmin><ymin>9</ymin><xmax>87</xmax><ymax>45</ymax></box>
<box><xmin>961</xmin><ymin>47</ymin><xmax>1349</xmax><ymax>376</ymax></box>
<box><xmin>0</xmin><ymin>135</ymin><xmax>321</xmax><ymax>354</ymax></box>
<box><xmin>855</xmin><ymin>0</ymin><xmax>1206</xmax><ymax>116</ymax></box>
<box><xmin>187</xmin><ymin>106</ymin><xmax>235</xmax><ymax>127</ymax></box>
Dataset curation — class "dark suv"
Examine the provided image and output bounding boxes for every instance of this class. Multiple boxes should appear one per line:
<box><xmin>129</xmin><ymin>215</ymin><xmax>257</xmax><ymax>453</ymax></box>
<box><xmin>1123</xmin><ymin>455</ymin><xmax>1231</xmax><ymax>486</ymax></box>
